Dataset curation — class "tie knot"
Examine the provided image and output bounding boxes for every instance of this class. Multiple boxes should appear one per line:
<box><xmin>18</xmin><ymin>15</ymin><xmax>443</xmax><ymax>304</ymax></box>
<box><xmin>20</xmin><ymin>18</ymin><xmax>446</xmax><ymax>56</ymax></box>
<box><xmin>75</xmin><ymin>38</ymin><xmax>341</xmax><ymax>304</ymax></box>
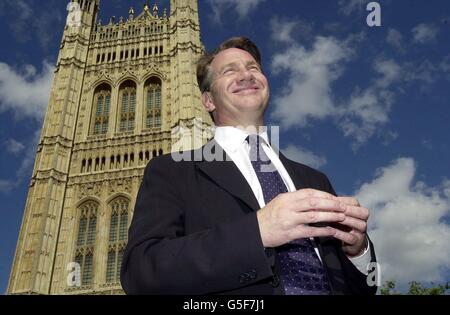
<box><xmin>247</xmin><ymin>135</ymin><xmax>269</xmax><ymax>165</ymax></box>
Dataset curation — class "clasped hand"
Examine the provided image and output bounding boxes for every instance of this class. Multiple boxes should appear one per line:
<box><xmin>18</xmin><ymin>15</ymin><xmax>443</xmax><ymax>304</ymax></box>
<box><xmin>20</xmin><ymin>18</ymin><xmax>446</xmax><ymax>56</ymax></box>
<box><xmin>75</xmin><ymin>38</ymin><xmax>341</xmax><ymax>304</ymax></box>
<box><xmin>256</xmin><ymin>188</ymin><xmax>369</xmax><ymax>257</ymax></box>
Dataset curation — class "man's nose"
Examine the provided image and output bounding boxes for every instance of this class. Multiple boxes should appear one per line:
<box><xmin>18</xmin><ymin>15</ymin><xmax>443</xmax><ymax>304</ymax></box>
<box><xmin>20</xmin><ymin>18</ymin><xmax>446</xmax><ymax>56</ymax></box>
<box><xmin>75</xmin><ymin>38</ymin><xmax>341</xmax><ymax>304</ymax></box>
<box><xmin>237</xmin><ymin>68</ymin><xmax>254</xmax><ymax>82</ymax></box>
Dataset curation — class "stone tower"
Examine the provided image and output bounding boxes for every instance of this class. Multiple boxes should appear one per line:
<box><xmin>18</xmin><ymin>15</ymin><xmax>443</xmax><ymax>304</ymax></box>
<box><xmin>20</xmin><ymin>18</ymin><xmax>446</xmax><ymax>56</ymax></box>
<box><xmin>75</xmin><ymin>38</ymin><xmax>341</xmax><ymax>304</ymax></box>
<box><xmin>8</xmin><ymin>0</ymin><xmax>211</xmax><ymax>295</ymax></box>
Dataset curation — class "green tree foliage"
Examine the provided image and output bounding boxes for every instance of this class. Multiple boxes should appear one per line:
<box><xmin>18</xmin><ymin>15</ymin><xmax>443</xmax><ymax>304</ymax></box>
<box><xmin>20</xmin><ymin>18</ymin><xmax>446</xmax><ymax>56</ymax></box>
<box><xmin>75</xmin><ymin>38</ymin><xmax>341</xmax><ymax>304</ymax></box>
<box><xmin>380</xmin><ymin>281</ymin><xmax>450</xmax><ymax>295</ymax></box>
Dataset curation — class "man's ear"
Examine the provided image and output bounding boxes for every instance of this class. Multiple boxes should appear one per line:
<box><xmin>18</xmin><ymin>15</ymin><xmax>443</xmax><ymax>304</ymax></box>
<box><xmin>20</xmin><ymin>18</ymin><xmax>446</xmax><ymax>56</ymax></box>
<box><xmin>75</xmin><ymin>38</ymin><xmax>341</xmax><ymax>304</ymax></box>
<box><xmin>201</xmin><ymin>92</ymin><xmax>216</xmax><ymax>113</ymax></box>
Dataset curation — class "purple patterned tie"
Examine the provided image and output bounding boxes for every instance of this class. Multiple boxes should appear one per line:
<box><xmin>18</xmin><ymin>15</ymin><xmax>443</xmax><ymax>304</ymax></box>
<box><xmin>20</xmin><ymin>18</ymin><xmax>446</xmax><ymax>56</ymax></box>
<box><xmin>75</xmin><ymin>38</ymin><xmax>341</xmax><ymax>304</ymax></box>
<box><xmin>248</xmin><ymin>135</ymin><xmax>331</xmax><ymax>295</ymax></box>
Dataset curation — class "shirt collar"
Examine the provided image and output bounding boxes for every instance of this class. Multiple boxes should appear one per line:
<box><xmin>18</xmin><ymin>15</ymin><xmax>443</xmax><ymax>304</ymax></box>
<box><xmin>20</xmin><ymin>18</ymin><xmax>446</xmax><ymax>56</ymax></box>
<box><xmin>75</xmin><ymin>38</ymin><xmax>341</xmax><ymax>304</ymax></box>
<box><xmin>214</xmin><ymin>126</ymin><xmax>270</xmax><ymax>153</ymax></box>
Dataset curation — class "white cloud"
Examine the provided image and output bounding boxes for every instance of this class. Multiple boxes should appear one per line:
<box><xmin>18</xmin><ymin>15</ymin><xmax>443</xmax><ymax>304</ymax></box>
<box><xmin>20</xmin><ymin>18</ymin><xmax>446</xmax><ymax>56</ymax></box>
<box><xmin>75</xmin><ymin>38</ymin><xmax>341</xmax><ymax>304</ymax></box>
<box><xmin>0</xmin><ymin>0</ymin><xmax>63</xmax><ymax>50</ymax></box>
<box><xmin>5</xmin><ymin>139</ymin><xmax>25</xmax><ymax>155</ymax></box>
<box><xmin>374</xmin><ymin>59</ymin><xmax>402</xmax><ymax>88</ymax></box>
<box><xmin>268</xmin><ymin>20</ymin><xmax>446</xmax><ymax>150</ymax></box>
<box><xmin>412</xmin><ymin>23</ymin><xmax>439</xmax><ymax>44</ymax></box>
<box><xmin>338</xmin><ymin>0</ymin><xmax>369</xmax><ymax>16</ymax></box>
<box><xmin>283</xmin><ymin>145</ymin><xmax>327</xmax><ymax>169</ymax></box>
<box><xmin>404</xmin><ymin>60</ymin><xmax>439</xmax><ymax>85</ymax></box>
<box><xmin>323</xmin><ymin>22</ymin><xmax>345</xmax><ymax>34</ymax></box>
<box><xmin>0</xmin><ymin>179</ymin><xmax>14</xmax><ymax>194</ymax></box>
<box><xmin>341</xmin><ymin>55</ymin><xmax>448</xmax><ymax>149</ymax></box>
<box><xmin>0</xmin><ymin>61</ymin><xmax>54</xmax><ymax>120</ymax></box>
<box><xmin>270</xmin><ymin>16</ymin><xmax>312</xmax><ymax>44</ymax></box>
<box><xmin>440</xmin><ymin>55</ymin><xmax>450</xmax><ymax>76</ymax></box>
<box><xmin>269</xmin><ymin>31</ymin><xmax>400</xmax><ymax>150</ymax></box>
<box><xmin>0</xmin><ymin>129</ymin><xmax>40</xmax><ymax>195</ymax></box>
<box><xmin>339</xmin><ymin>58</ymin><xmax>401</xmax><ymax>150</ymax></box>
<box><xmin>270</xmin><ymin>36</ymin><xmax>354</xmax><ymax>128</ymax></box>
<box><xmin>386</xmin><ymin>28</ymin><xmax>405</xmax><ymax>53</ymax></box>
<box><xmin>341</xmin><ymin>89</ymin><xmax>392</xmax><ymax>148</ymax></box>
<box><xmin>356</xmin><ymin>158</ymin><xmax>450</xmax><ymax>289</ymax></box>
<box><xmin>207</xmin><ymin>0</ymin><xmax>266</xmax><ymax>22</ymax></box>
<box><xmin>269</xmin><ymin>28</ymin><xmax>447</xmax><ymax>150</ymax></box>
<box><xmin>381</xmin><ymin>131</ymin><xmax>399</xmax><ymax>146</ymax></box>
<box><xmin>16</xmin><ymin>130</ymin><xmax>40</xmax><ymax>181</ymax></box>
<box><xmin>2</xmin><ymin>0</ymin><xmax>32</xmax><ymax>43</ymax></box>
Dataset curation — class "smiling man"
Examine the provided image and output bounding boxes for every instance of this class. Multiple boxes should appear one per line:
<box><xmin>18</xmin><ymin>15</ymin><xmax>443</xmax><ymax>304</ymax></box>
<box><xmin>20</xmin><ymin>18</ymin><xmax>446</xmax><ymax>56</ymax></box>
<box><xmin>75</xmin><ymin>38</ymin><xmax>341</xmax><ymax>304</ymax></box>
<box><xmin>121</xmin><ymin>37</ymin><xmax>377</xmax><ymax>295</ymax></box>
<box><xmin>200</xmin><ymin>46</ymin><xmax>269</xmax><ymax>127</ymax></box>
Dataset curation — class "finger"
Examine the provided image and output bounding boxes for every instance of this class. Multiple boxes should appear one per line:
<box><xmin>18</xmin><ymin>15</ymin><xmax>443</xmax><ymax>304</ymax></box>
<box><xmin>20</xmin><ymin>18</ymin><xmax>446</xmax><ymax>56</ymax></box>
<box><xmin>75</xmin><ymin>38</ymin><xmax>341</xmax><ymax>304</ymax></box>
<box><xmin>292</xmin><ymin>188</ymin><xmax>338</xmax><ymax>202</ymax></box>
<box><xmin>332</xmin><ymin>229</ymin><xmax>360</xmax><ymax>245</ymax></box>
<box><xmin>337</xmin><ymin>216</ymin><xmax>367</xmax><ymax>233</ymax></box>
<box><xmin>337</xmin><ymin>196</ymin><xmax>360</xmax><ymax>206</ymax></box>
<box><xmin>345</xmin><ymin>205</ymin><xmax>369</xmax><ymax>221</ymax></box>
<box><xmin>292</xmin><ymin>196</ymin><xmax>347</xmax><ymax>213</ymax></box>
<box><xmin>296</xmin><ymin>211</ymin><xmax>346</xmax><ymax>225</ymax></box>
<box><xmin>289</xmin><ymin>225</ymin><xmax>336</xmax><ymax>241</ymax></box>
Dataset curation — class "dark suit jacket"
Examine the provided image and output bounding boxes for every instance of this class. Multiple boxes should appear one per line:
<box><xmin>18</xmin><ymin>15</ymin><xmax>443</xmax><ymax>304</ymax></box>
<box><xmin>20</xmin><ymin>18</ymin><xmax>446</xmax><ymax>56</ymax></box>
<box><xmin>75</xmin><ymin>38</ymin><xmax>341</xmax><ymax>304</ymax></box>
<box><xmin>121</xmin><ymin>141</ymin><xmax>377</xmax><ymax>295</ymax></box>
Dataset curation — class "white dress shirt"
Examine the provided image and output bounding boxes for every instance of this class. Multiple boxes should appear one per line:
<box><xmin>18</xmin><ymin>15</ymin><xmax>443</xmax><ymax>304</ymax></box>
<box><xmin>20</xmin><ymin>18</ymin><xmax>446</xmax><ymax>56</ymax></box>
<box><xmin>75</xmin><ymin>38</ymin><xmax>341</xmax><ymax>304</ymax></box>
<box><xmin>214</xmin><ymin>126</ymin><xmax>372</xmax><ymax>275</ymax></box>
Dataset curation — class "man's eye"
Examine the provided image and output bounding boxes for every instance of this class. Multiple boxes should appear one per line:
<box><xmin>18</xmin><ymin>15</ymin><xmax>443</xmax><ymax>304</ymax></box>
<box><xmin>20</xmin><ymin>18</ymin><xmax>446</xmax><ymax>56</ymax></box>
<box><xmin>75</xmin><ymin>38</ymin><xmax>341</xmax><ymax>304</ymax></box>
<box><xmin>249</xmin><ymin>66</ymin><xmax>261</xmax><ymax>72</ymax></box>
<box><xmin>223</xmin><ymin>68</ymin><xmax>235</xmax><ymax>75</ymax></box>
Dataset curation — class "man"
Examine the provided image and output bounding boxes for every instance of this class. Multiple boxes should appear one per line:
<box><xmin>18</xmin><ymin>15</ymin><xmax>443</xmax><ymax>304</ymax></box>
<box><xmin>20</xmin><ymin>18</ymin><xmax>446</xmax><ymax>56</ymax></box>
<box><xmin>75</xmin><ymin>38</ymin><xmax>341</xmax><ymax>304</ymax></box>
<box><xmin>121</xmin><ymin>37</ymin><xmax>377</xmax><ymax>295</ymax></box>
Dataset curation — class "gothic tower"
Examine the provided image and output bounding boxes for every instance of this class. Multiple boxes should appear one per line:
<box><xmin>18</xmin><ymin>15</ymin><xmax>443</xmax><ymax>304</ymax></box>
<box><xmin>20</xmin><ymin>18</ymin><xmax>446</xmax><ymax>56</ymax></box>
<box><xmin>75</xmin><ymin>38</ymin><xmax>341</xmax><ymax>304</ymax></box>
<box><xmin>8</xmin><ymin>0</ymin><xmax>211</xmax><ymax>295</ymax></box>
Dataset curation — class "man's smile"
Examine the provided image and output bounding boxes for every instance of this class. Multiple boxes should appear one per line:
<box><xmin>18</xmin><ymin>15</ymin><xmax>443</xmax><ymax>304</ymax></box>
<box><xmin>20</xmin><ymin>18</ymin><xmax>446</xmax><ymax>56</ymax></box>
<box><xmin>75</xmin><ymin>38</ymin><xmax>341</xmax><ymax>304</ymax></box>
<box><xmin>232</xmin><ymin>84</ymin><xmax>260</xmax><ymax>95</ymax></box>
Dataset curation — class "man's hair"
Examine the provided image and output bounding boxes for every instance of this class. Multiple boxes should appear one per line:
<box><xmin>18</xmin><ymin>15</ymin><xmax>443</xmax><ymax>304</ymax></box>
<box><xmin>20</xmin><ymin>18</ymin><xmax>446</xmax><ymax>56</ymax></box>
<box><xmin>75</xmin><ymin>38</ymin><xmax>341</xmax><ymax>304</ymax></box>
<box><xmin>196</xmin><ymin>37</ymin><xmax>262</xmax><ymax>123</ymax></box>
<box><xmin>196</xmin><ymin>37</ymin><xmax>262</xmax><ymax>94</ymax></box>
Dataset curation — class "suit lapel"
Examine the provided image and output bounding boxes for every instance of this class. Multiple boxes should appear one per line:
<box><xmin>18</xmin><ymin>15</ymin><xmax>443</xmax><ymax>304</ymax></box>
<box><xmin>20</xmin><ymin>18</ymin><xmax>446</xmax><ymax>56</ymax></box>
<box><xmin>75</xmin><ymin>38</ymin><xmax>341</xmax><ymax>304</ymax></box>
<box><xmin>279</xmin><ymin>152</ymin><xmax>307</xmax><ymax>190</ymax></box>
<box><xmin>195</xmin><ymin>141</ymin><xmax>260</xmax><ymax>212</ymax></box>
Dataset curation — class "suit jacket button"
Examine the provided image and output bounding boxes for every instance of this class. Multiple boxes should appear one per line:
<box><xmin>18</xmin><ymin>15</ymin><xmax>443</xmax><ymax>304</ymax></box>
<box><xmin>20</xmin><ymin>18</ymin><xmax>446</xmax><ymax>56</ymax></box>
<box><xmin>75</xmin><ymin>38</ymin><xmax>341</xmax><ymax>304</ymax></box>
<box><xmin>270</xmin><ymin>274</ymin><xmax>280</xmax><ymax>287</ymax></box>
<box><xmin>249</xmin><ymin>269</ymin><xmax>257</xmax><ymax>279</ymax></box>
<box><xmin>239</xmin><ymin>273</ymin><xmax>248</xmax><ymax>283</ymax></box>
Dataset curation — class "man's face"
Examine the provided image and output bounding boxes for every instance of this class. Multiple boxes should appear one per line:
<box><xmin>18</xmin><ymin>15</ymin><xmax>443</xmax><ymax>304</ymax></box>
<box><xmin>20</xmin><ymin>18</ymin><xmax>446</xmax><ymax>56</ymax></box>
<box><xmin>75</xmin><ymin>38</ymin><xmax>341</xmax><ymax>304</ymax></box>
<box><xmin>204</xmin><ymin>48</ymin><xmax>270</xmax><ymax>126</ymax></box>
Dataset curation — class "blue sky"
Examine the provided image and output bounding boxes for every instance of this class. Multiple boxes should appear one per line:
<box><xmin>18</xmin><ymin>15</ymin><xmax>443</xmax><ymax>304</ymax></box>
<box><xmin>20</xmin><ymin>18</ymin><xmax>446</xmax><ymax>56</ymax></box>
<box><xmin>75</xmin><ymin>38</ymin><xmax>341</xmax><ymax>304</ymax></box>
<box><xmin>1</xmin><ymin>0</ymin><xmax>449</xmax><ymax>294</ymax></box>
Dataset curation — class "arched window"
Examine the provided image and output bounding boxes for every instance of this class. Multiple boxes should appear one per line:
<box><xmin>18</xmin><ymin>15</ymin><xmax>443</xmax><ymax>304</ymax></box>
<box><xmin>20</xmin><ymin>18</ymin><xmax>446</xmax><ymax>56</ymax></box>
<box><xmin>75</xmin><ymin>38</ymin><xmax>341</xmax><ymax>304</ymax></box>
<box><xmin>116</xmin><ymin>155</ymin><xmax>121</xmax><ymax>168</ymax></box>
<box><xmin>92</xmin><ymin>84</ymin><xmax>111</xmax><ymax>135</ymax></box>
<box><xmin>95</xmin><ymin>157</ymin><xmax>100</xmax><ymax>171</ymax></box>
<box><xmin>124</xmin><ymin>154</ymin><xmax>128</xmax><ymax>167</ymax></box>
<box><xmin>119</xmin><ymin>81</ymin><xmax>136</xmax><ymax>132</ymax></box>
<box><xmin>74</xmin><ymin>201</ymin><xmax>98</xmax><ymax>286</ymax></box>
<box><xmin>81</xmin><ymin>159</ymin><xmax>86</xmax><ymax>173</ymax></box>
<box><xmin>145</xmin><ymin>77</ymin><xmax>162</xmax><ymax>129</ymax></box>
<box><xmin>106</xmin><ymin>197</ymin><xmax>129</xmax><ymax>283</ymax></box>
